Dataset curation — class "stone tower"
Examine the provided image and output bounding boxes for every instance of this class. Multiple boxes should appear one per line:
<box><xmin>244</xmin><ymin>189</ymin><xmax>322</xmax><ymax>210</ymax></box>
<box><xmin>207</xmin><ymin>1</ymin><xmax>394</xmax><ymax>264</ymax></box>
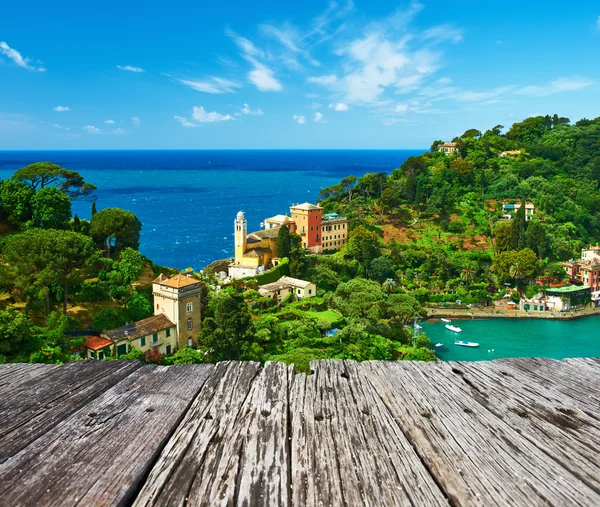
<box><xmin>152</xmin><ymin>274</ymin><xmax>203</xmax><ymax>349</ymax></box>
<box><xmin>234</xmin><ymin>210</ymin><xmax>247</xmax><ymax>264</ymax></box>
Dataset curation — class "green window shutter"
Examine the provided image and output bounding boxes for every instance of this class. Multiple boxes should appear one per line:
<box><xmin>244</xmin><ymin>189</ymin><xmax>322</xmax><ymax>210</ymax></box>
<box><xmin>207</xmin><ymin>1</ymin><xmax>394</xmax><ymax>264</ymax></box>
<box><xmin>141</xmin><ymin>337</ymin><xmax>146</xmax><ymax>347</ymax></box>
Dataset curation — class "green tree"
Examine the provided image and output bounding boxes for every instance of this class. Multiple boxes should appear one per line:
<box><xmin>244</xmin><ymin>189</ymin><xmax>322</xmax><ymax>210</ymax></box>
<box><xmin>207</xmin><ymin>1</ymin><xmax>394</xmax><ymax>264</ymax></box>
<box><xmin>370</xmin><ymin>256</ymin><xmax>395</xmax><ymax>283</ymax></box>
<box><xmin>12</xmin><ymin>162</ymin><xmax>96</xmax><ymax>200</ymax></box>
<box><xmin>331</xmin><ymin>278</ymin><xmax>385</xmax><ymax>320</ymax></box>
<box><xmin>164</xmin><ymin>347</ymin><xmax>206</xmax><ymax>364</ymax></box>
<box><xmin>344</xmin><ymin>226</ymin><xmax>381</xmax><ymax>276</ymax></box>
<box><xmin>197</xmin><ymin>291</ymin><xmax>256</xmax><ymax>360</ymax></box>
<box><xmin>92</xmin><ymin>308</ymin><xmax>126</xmax><ymax>333</ymax></box>
<box><xmin>117</xmin><ymin>248</ymin><xmax>145</xmax><ymax>284</ymax></box>
<box><xmin>31</xmin><ymin>187</ymin><xmax>72</xmax><ymax>229</ymax></box>
<box><xmin>0</xmin><ymin>308</ymin><xmax>32</xmax><ymax>356</ymax></box>
<box><xmin>276</xmin><ymin>225</ymin><xmax>291</xmax><ymax>259</ymax></box>
<box><xmin>90</xmin><ymin>208</ymin><xmax>142</xmax><ymax>257</ymax></box>
<box><xmin>509</xmin><ymin>263</ymin><xmax>524</xmax><ymax>288</ymax></box>
<box><xmin>126</xmin><ymin>293</ymin><xmax>153</xmax><ymax>322</ymax></box>
<box><xmin>382</xmin><ymin>278</ymin><xmax>397</xmax><ymax>294</ymax></box>
<box><xmin>0</xmin><ymin>179</ymin><xmax>34</xmax><ymax>226</ymax></box>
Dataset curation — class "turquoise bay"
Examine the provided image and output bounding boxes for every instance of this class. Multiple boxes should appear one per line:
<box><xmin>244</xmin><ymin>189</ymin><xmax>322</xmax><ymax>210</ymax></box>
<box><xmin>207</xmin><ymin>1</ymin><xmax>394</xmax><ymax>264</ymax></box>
<box><xmin>423</xmin><ymin>317</ymin><xmax>600</xmax><ymax>361</ymax></box>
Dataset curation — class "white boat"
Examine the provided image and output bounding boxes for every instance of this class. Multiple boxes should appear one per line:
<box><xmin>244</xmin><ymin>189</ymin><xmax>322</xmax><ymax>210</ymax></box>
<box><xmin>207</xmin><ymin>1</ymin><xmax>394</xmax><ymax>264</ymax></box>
<box><xmin>415</xmin><ymin>324</ymin><xmax>422</xmax><ymax>330</ymax></box>
<box><xmin>435</xmin><ymin>343</ymin><xmax>443</xmax><ymax>348</ymax></box>
<box><xmin>445</xmin><ymin>324</ymin><xmax>462</xmax><ymax>333</ymax></box>
<box><xmin>441</xmin><ymin>318</ymin><xmax>451</xmax><ymax>323</ymax></box>
<box><xmin>454</xmin><ymin>340</ymin><xmax>479</xmax><ymax>348</ymax></box>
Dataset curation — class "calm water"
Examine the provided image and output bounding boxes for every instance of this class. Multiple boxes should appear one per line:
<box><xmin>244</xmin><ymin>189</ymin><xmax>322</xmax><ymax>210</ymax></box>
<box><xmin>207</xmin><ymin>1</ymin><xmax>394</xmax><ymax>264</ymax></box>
<box><xmin>0</xmin><ymin>150</ymin><xmax>421</xmax><ymax>269</ymax></box>
<box><xmin>423</xmin><ymin>317</ymin><xmax>600</xmax><ymax>361</ymax></box>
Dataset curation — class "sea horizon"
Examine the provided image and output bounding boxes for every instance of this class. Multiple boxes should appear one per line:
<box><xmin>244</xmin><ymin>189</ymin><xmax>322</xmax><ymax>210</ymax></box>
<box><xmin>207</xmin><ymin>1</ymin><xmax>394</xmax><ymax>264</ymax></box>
<box><xmin>0</xmin><ymin>149</ymin><xmax>421</xmax><ymax>269</ymax></box>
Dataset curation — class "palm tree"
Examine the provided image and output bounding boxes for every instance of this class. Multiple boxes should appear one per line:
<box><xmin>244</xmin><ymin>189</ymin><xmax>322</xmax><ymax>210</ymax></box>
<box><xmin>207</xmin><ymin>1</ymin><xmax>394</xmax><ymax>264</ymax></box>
<box><xmin>509</xmin><ymin>263</ymin><xmax>524</xmax><ymax>289</ymax></box>
<box><xmin>460</xmin><ymin>265</ymin><xmax>476</xmax><ymax>289</ymax></box>
<box><xmin>383</xmin><ymin>278</ymin><xmax>397</xmax><ymax>294</ymax></box>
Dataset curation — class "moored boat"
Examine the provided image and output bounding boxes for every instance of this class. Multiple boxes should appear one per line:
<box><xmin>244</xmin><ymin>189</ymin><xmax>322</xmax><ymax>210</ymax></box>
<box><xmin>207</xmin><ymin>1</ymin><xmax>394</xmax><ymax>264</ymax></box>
<box><xmin>441</xmin><ymin>318</ymin><xmax>451</xmax><ymax>323</ymax></box>
<box><xmin>435</xmin><ymin>343</ymin><xmax>443</xmax><ymax>348</ymax></box>
<box><xmin>445</xmin><ymin>324</ymin><xmax>462</xmax><ymax>333</ymax></box>
<box><xmin>454</xmin><ymin>340</ymin><xmax>479</xmax><ymax>348</ymax></box>
<box><xmin>415</xmin><ymin>324</ymin><xmax>422</xmax><ymax>330</ymax></box>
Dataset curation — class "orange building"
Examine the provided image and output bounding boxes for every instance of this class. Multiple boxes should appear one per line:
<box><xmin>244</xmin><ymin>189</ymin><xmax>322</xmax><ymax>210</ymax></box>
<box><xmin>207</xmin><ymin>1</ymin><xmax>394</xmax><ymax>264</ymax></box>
<box><xmin>290</xmin><ymin>202</ymin><xmax>323</xmax><ymax>250</ymax></box>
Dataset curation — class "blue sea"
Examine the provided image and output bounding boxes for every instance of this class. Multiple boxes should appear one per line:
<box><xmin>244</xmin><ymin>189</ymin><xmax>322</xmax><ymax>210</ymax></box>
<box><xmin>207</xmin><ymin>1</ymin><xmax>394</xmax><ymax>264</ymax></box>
<box><xmin>0</xmin><ymin>150</ymin><xmax>422</xmax><ymax>269</ymax></box>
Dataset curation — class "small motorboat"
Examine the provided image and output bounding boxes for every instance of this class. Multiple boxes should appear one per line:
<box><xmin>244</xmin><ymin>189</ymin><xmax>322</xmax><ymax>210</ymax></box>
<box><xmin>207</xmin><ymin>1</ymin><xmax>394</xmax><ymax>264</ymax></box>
<box><xmin>441</xmin><ymin>318</ymin><xmax>451</xmax><ymax>323</ymax></box>
<box><xmin>445</xmin><ymin>324</ymin><xmax>462</xmax><ymax>333</ymax></box>
<box><xmin>415</xmin><ymin>324</ymin><xmax>423</xmax><ymax>330</ymax></box>
<box><xmin>435</xmin><ymin>343</ymin><xmax>443</xmax><ymax>348</ymax></box>
<box><xmin>455</xmin><ymin>340</ymin><xmax>479</xmax><ymax>348</ymax></box>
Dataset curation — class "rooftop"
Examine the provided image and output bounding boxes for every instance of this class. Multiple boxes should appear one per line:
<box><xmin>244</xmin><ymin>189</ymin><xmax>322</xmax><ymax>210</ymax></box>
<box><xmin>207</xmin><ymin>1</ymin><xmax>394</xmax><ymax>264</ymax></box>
<box><xmin>290</xmin><ymin>202</ymin><xmax>322</xmax><ymax>211</ymax></box>
<box><xmin>279</xmin><ymin>275</ymin><xmax>313</xmax><ymax>288</ymax></box>
<box><xmin>102</xmin><ymin>314</ymin><xmax>176</xmax><ymax>341</ymax></box>
<box><xmin>248</xmin><ymin>228</ymin><xmax>280</xmax><ymax>240</ymax></box>
<box><xmin>157</xmin><ymin>273</ymin><xmax>200</xmax><ymax>289</ymax></box>
<box><xmin>1</xmin><ymin>358</ymin><xmax>599</xmax><ymax>505</ymax></box>
<box><xmin>265</xmin><ymin>214</ymin><xmax>294</xmax><ymax>223</ymax></box>
<box><xmin>84</xmin><ymin>335</ymin><xmax>114</xmax><ymax>351</ymax></box>
<box><xmin>259</xmin><ymin>276</ymin><xmax>313</xmax><ymax>292</ymax></box>
<box><xmin>546</xmin><ymin>284</ymin><xmax>591</xmax><ymax>294</ymax></box>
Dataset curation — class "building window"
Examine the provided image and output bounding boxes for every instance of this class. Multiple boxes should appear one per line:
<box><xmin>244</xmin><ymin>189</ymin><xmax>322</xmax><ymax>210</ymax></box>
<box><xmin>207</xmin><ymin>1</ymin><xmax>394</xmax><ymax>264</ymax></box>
<box><xmin>153</xmin><ymin>333</ymin><xmax>158</xmax><ymax>343</ymax></box>
<box><xmin>309</xmin><ymin>289</ymin><xmax>312</xmax><ymax>295</ymax></box>
<box><xmin>297</xmin><ymin>289</ymin><xmax>301</xmax><ymax>295</ymax></box>
<box><xmin>166</xmin><ymin>328</ymin><xmax>171</xmax><ymax>337</ymax></box>
<box><xmin>186</xmin><ymin>302</ymin><xmax>193</xmax><ymax>313</ymax></box>
<box><xmin>166</xmin><ymin>345</ymin><xmax>172</xmax><ymax>355</ymax></box>
<box><xmin>156</xmin><ymin>304</ymin><xmax>159</xmax><ymax>309</ymax></box>
<box><xmin>141</xmin><ymin>337</ymin><xmax>146</xmax><ymax>347</ymax></box>
<box><xmin>188</xmin><ymin>318</ymin><xmax>193</xmax><ymax>331</ymax></box>
<box><xmin>311</xmin><ymin>226</ymin><xmax>314</xmax><ymax>231</ymax></box>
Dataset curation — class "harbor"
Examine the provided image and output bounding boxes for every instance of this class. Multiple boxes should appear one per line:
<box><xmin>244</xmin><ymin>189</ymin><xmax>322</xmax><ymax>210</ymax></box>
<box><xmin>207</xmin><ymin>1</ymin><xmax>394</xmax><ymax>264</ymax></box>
<box><xmin>422</xmin><ymin>315</ymin><xmax>600</xmax><ymax>361</ymax></box>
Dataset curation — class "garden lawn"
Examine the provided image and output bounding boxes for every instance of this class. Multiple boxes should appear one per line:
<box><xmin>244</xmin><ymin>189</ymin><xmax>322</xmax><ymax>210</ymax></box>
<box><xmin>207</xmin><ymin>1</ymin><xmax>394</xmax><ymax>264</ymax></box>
<box><xmin>304</xmin><ymin>309</ymin><xmax>343</xmax><ymax>325</ymax></box>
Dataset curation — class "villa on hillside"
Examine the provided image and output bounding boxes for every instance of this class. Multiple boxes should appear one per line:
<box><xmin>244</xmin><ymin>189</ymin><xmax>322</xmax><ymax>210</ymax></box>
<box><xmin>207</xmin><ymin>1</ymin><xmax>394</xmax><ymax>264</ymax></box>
<box><xmin>85</xmin><ymin>273</ymin><xmax>203</xmax><ymax>359</ymax></box>
<box><xmin>229</xmin><ymin>203</ymin><xmax>348</xmax><ymax>278</ymax></box>
<box><xmin>438</xmin><ymin>141</ymin><xmax>457</xmax><ymax>154</ymax></box>
<box><xmin>499</xmin><ymin>201</ymin><xmax>535</xmax><ymax>221</ymax></box>
<box><xmin>499</xmin><ymin>150</ymin><xmax>522</xmax><ymax>157</ymax></box>
<box><xmin>258</xmin><ymin>276</ymin><xmax>316</xmax><ymax>303</ymax></box>
<box><xmin>563</xmin><ymin>245</ymin><xmax>600</xmax><ymax>293</ymax></box>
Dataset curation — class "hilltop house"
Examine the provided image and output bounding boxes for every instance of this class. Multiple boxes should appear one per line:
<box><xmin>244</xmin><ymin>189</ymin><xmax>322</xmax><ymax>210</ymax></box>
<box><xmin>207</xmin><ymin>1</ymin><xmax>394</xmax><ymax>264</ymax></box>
<box><xmin>438</xmin><ymin>141</ymin><xmax>457</xmax><ymax>154</ymax></box>
<box><xmin>499</xmin><ymin>150</ymin><xmax>522</xmax><ymax>157</ymax></box>
<box><xmin>563</xmin><ymin>245</ymin><xmax>600</xmax><ymax>292</ymax></box>
<box><xmin>229</xmin><ymin>203</ymin><xmax>349</xmax><ymax>278</ymax></box>
<box><xmin>500</xmin><ymin>202</ymin><xmax>535</xmax><ymax>221</ymax></box>
<box><xmin>85</xmin><ymin>273</ymin><xmax>203</xmax><ymax>359</ymax></box>
<box><xmin>258</xmin><ymin>276</ymin><xmax>317</xmax><ymax>303</ymax></box>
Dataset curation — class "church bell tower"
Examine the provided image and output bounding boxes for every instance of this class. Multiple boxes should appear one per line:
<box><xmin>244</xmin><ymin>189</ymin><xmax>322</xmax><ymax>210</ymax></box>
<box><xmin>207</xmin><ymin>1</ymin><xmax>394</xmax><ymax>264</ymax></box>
<box><xmin>234</xmin><ymin>211</ymin><xmax>247</xmax><ymax>264</ymax></box>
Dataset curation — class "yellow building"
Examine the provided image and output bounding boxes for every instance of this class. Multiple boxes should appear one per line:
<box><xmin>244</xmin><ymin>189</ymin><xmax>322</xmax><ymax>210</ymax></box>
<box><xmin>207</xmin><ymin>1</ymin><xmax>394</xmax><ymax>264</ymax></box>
<box><xmin>152</xmin><ymin>273</ymin><xmax>203</xmax><ymax>349</ymax></box>
<box><xmin>321</xmin><ymin>214</ymin><xmax>349</xmax><ymax>251</ymax></box>
<box><xmin>229</xmin><ymin>211</ymin><xmax>278</xmax><ymax>278</ymax></box>
<box><xmin>102</xmin><ymin>314</ymin><xmax>178</xmax><ymax>357</ymax></box>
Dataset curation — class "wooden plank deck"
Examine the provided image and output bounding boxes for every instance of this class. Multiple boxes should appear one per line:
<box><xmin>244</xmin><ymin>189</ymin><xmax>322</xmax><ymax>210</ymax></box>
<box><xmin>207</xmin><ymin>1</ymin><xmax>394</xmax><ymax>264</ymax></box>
<box><xmin>0</xmin><ymin>357</ymin><xmax>599</xmax><ymax>506</ymax></box>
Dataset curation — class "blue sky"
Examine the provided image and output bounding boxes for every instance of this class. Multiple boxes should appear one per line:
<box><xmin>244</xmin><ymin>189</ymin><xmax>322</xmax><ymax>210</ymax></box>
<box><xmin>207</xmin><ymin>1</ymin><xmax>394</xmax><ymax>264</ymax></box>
<box><xmin>1</xmin><ymin>0</ymin><xmax>599</xmax><ymax>149</ymax></box>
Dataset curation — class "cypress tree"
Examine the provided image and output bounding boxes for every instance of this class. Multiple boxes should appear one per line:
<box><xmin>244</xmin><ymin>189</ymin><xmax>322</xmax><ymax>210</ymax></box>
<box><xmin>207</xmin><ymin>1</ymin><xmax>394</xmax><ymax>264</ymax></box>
<box><xmin>276</xmin><ymin>225</ymin><xmax>291</xmax><ymax>259</ymax></box>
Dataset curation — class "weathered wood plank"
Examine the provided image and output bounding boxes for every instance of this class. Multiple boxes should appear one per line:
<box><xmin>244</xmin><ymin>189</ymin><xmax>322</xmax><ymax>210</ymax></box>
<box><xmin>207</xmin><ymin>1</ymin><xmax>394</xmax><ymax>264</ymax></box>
<box><xmin>362</xmin><ymin>360</ymin><xmax>600</xmax><ymax>506</ymax></box>
<box><xmin>446</xmin><ymin>360</ymin><xmax>600</xmax><ymax>495</ymax></box>
<box><xmin>0</xmin><ymin>359</ymin><xmax>142</xmax><ymax>462</ymax></box>
<box><xmin>134</xmin><ymin>361</ymin><xmax>289</xmax><ymax>507</ymax></box>
<box><xmin>0</xmin><ymin>363</ymin><xmax>58</xmax><ymax>390</ymax></box>
<box><xmin>289</xmin><ymin>360</ymin><xmax>448</xmax><ymax>507</ymax></box>
<box><xmin>0</xmin><ymin>363</ymin><xmax>213</xmax><ymax>506</ymax></box>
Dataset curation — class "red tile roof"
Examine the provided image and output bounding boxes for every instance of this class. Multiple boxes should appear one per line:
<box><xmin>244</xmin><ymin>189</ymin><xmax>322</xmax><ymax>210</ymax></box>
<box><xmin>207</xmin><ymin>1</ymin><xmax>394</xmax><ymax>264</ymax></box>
<box><xmin>85</xmin><ymin>336</ymin><xmax>114</xmax><ymax>351</ymax></box>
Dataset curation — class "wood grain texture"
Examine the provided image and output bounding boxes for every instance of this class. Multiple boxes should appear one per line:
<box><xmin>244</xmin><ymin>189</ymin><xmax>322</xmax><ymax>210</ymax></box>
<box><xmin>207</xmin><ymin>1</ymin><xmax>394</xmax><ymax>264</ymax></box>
<box><xmin>0</xmin><ymin>359</ymin><xmax>142</xmax><ymax>462</ymax></box>
<box><xmin>0</xmin><ymin>363</ymin><xmax>213</xmax><ymax>506</ymax></box>
<box><xmin>289</xmin><ymin>360</ymin><xmax>448</xmax><ymax>507</ymax></box>
<box><xmin>362</xmin><ymin>360</ymin><xmax>600</xmax><ymax>506</ymax></box>
<box><xmin>134</xmin><ymin>361</ymin><xmax>291</xmax><ymax>507</ymax></box>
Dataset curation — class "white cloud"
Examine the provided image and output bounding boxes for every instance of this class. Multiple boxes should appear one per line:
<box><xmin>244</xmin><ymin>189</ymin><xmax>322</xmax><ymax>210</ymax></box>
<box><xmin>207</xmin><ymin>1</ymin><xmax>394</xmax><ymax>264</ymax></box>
<box><xmin>513</xmin><ymin>77</ymin><xmax>593</xmax><ymax>97</ymax></box>
<box><xmin>112</xmin><ymin>128</ymin><xmax>125</xmax><ymax>135</ymax></box>
<box><xmin>329</xmin><ymin>102</ymin><xmax>349</xmax><ymax>111</ymax></box>
<box><xmin>132</xmin><ymin>117</ymin><xmax>141</xmax><ymax>127</ymax></box>
<box><xmin>83</xmin><ymin>125</ymin><xmax>102</xmax><ymax>134</ymax></box>
<box><xmin>248</xmin><ymin>62</ymin><xmax>282</xmax><ymax>91</ymax></box>
<box><xmin>596</xmin><ymin>16</ymin><xmax>600</xmax><ymax>32</ymax></box>
<box><xmin>117</xmin><ymin>65</ymin><xmax>144</xmax><ymax>72</ymax></box>
<box><xmin>260</xmin><ymin>24</ymin><xmax>320</xmax><ymax>67</ymax></box>
<box><xmin>0</xmin><ymin>41</ymin><xmax>46</xmax><ymax>72</ymax></box>
<box><xmin>241</xmin><ymin>103</ymin><xmax>264</xmax><ymax>115</ymax></box>
<box><xmin>53</xmin><ymin>124</ymin><xmax>71</xmax><ymax>130</ymax></box>
<box><xmin>307</xmin><ymin>74</ymin><xmax>338</xmax><ymax>86</ymax></box>
<box><xmin>227</xmin><ymin>29</ymin><xmax>283</xmax><ymax>92</ymax></box>
<box><xmin>173</xmin><ymin>76</ymin><xmax>241</xmax><ymax>94</ymax></box>
<box><xmin>192</xmin><ymin>106</ymin><xmax>235</xmax><ymax>123</ymax></box>
<box><xmin>293</xmin><ymin>114</ymin><xmax>307</xmax><ymax>124</ymax></box>
<box><xmin>104</xmin><ymin>119</ymin><xmax>115</xmax><ymax>124</ymax></box>
<box><xmin>422</xmin><ymin>24</ymin><xmax>464</xmax><ymax>43</ymax></box>
<box><xmin>53</xmin><ymin>106</ymin><xmax>70</xmax><ymax>112</ymax></box>
<box><xmin>313</xmin><ymin>112</ymin><xmax>327</xmax><ymax>123</ymax></box>
<box><xmin>310</xmin><ymin>102</ymin><xmax>322</xmax><ymax>110</ymax></box>
<box><xmin>174</xmin><ymin>116</ymin><xmax>199</xmax><ymax>128</ymax></box>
